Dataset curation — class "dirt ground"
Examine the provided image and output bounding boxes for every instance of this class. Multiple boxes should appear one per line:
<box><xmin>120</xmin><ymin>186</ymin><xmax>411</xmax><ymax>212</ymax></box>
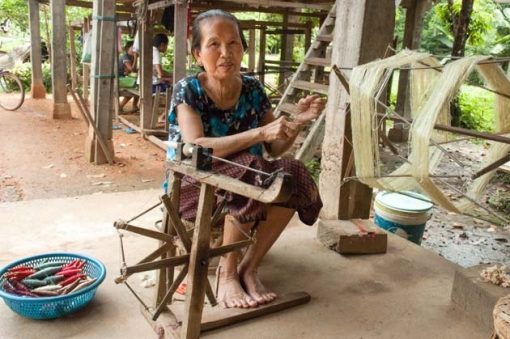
<box><xmin>0</xmin><ymin>96</ymin><xmax>165</xmax><ymax>202</ymax></box>
<box><xmin>1</xmin><ymin>96</ymin><xmax>509</xmax><ymax>268</ymax></box>
<box><xmin>380</xmin><ymin>137</ymin><xmax>510</xmax><ymax>267</ymax></box>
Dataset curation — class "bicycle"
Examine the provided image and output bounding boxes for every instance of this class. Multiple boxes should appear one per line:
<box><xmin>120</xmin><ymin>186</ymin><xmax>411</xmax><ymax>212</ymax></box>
<box><xmin>0</xmin><ymin>68</ymin><xmax>25</xmax><ymax>111</ymax></box>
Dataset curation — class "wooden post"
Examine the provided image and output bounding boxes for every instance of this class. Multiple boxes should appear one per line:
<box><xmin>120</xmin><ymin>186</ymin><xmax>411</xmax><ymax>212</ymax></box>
<box><xmin>50</xmin><ymin>0</ymin><xmax>71</xmax><ymax>119</ymax></box>
<box><xmin>304</xmin><ymin>21</ymin><xmax>312</xmax><ymax>55</ymax></box>
<box><xmin>28</xmin><ymin>0</ymin><xmax>46</xmax><ymax>99</ymax></box>
<box><xmin>69</xmin><ymin>26</ymin><xmax>78</xmax><ymax>92</ymax></box>
<box><xmin>113</xmin><ymin>26</ymin><xmax>120</xmax><ymax>121</ymax></box>
<box><xmin>83</xmin><ymin>17</ymin><xmax>91</xmax><ymax>103</ymax></box>
<box><xmin>258</xmin><ymin>27</ymin><xmax>266</xmax><ymax>85</ymax></box>
<box><xmin>140</xmin><ymin>20</ymin><xmax>153</xmax><ymax>130</ymax></box>
<box><xmin>85</xmin><ymin>0</ymin><xmax>115</xmax><ymax>164</ymax></box>
<box><xmin>173</xmin><ymin>1</ymin><xmax>188</xmax><ymax>84</ymax></box>
<box><xmin>248</xmin><ymin>28</ymin><xmax>256</xmax><ymax>72</ymax></box>
<box><xmin>181</xmin><ymin>183</ymin><xmax>215</xmax><ymax>339</ymax></box>
<box><xmin>278</xmin><ymin>12</ymin><xmax>289</xmax><ymax>86</ymax></box>
<box><xmin>389</xmin><ymin>0</ymin><xmax>432</xmax><ymax>142</ymax></box>
<box><xmin>319</xmin><ymin>0</ymin><xmax>395</xmax><ymax>220</ymax></box>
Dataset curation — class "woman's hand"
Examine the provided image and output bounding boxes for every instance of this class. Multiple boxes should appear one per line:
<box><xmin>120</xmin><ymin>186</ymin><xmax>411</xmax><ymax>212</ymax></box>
<box><xmin>260</xmin><ymin>116</ymin><xmax>301</xmax><ymax>143</ymax></box>
<box><xmin>295</xmin><ymin>95</ymin><xmax>326</xmax><ymax>124</ymax></box>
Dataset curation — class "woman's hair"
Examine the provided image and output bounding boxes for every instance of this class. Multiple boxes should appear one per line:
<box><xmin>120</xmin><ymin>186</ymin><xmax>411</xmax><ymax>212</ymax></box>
<box><xmin>123</xmin><ymin>40</ymin><xmax>134</xmax><ymax>52</ymax></box>
<box><xmin>191</xmin><ymin>9</ymin><xmax>248</xmax><ymax>52</ymax></box>
<box><xmin>153</xmin><ymin>33</ymin><xmax>169</xmax><ymax>48</ymax></box>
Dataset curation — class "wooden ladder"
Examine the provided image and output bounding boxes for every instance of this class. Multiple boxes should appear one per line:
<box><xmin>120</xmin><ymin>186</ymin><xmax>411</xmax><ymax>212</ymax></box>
<box><xmin>274</xmin><ymin>4</ymin><xmax>336</xmax><ymax>163</ymax></box>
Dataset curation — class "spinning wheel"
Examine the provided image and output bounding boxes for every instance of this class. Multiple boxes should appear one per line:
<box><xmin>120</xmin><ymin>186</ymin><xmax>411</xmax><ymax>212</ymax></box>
<box><xmin>114</xmin><ymin>143</ymin><xmax>310</xmax><ymax>339</ymax></box>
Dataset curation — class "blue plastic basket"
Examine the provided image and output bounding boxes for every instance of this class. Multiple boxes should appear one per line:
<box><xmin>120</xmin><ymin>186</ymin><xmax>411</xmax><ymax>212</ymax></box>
<box><xmin>0</xmin><ymin>252</ymin><xmax>106</xmax><ymax>319</ymax></box>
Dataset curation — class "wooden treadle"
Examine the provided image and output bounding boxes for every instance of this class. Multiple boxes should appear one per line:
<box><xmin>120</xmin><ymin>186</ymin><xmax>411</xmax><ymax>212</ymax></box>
<box><xmin>142</xmin><ymin>292</ymin><xmax>310</xmax><ymax>338</ymax></box>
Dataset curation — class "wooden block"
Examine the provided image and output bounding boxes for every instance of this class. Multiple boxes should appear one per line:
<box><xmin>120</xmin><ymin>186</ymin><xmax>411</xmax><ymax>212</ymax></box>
<box><xmin>317</xmin><ymin>219</ymin><xmax>387</xmax><ymax>254</ymax></box>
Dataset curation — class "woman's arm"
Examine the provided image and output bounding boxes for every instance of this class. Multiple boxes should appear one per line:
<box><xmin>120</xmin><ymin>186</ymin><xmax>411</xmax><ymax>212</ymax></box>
<box><xmin>176</xmin><ymin>104</ymin><xmax>293</xmax><ymax>159</ymax></box>
<box><xmin>260</xmin><ymin>112</ymin><xmax>302</xmax><ymax>158</ymax></box>
<box><xmin>124</xmin><ymin>60</ymin><xmax>135</xmax><ymax>74</ymax></box>
<box><xmin>154</xmin><ymin>64</ymin><xmax>172</xmax><ymax>79</ymax></box>
<box><xmin>263</xmin><ymin>95</ymin><xmax>326</xmax><ymax>157</ymax></box>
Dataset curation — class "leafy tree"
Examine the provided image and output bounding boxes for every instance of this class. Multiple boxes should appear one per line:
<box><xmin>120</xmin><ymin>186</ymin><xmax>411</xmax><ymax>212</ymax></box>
<box><xmin>421</xmin><ymin>0</ymin><xmax>494</xmax><ymax>56</ymax></box>
<box><xmin>0</xmin><ymin>0</ymin><xmax>29</xmax><ymax>33</ymax></box>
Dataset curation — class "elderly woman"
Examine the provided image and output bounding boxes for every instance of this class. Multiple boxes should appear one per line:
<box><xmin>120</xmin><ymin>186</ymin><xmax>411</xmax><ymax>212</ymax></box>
<box><xmin>167</xmin><ymin>9</ymin><xmax>324</xmax><ymax>309</ymax></box>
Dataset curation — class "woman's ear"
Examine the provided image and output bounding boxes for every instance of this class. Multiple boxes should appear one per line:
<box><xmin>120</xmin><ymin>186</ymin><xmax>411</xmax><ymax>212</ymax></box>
<box><xmin>192</xmin><ymin>49</ymin><xmax>203</xmax><ymax>67</ymax></box>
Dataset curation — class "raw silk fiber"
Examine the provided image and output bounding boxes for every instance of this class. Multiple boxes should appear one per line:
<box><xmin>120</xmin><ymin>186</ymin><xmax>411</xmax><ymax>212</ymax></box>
<box><xmin>350</xmin><ymin>51</ymin><xmax>509</xmax><ymax>214</ymax></box>
<box><xmin>349</xmin><ymin>50</ymin><xmax>433</xmax><ymax>190</ymax></box>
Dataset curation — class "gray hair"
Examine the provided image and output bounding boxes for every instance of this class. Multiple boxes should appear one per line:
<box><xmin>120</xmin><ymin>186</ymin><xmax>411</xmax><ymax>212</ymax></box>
<box><xmin>191</xmin><ymin>9</ymin><xmax>248</xmax><ymax>52</ymax></box>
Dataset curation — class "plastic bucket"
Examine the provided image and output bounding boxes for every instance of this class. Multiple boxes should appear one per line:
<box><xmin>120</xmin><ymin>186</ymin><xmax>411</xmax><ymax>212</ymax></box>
<box><xmin>374</xmin><ymin>191</ymin><xmax>433</xmax><ymax>245</ymax></box>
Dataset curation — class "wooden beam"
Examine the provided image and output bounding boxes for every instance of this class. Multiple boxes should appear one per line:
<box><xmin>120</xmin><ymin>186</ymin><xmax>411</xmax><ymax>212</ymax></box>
<box><xmin>28</xmin><ymin>0</ymin><xmax>46</xmax><ymax>99</ymax></box>
<box><xmin>258</xmin><ymin>28</ymin><xmax>266</xmax><ymax>85</ymax></box>
<box><xmin>173</xmin><ymin>1</ymin><xmax>188</xmax><ymax>84</ymax></box>
<box><xmin>181</xmin><ymin>183</ymin><xmax>215</xmax><ymax>339</ymax></box>
<box><xmin>86</xmin><ymin>0</ymin><xmax>115</xmax><ymax>164</ymax></box>
<box><xmin>38</xmin><ymin>0</ymin><xmax>134</xmax><ymax>13</ymax></box>
<box><xmin>239</xmin><ymin>19</ymin><xmax>310</xmax><ymax>29</ymax></box>
<box><xmin>147</xmin><ymin>0</ymin><xmax>176</xmax><ymax>11</ymax></box>
<box><xmin>190</xmin><ymin>2</ymin><xmax>328</xmax><ymax>17</ymax></box>
<box><xmin>124</xmin><ymin>254</ymin><xmax>190</xmax><ymax>275</ymax></box>
<box><xmin>278</xmin><ymin>12</ymin><xmax>289</xmax><ymax>86</ymax></box>
<box><xmin>320</xmin><ymin>0</ymin><xmax>395</xmax><ymax>220</ymax></box>
<box><xmin>82</xmin><ymin>21</ymin><xmax>91</xmax><ymax>103</ymax></box>
<box><xmin>210</xmin><ymin>0</ymin><xmax>331</xmax><ymax>10</ymax></box>
<box><xmin>69</xmin><ymin>25</ymin><xmax>78</xmax><ymax>92</ymax></box>
<box><xmin>166</xmin><ymin>161</ymin><xmax>293</xmax><ymax>204</ymax></box>
<box><xmin>140</xmin><ymin>21</ymin><xmax>153</xmax><ymax>130</ymax></box>
<box><xmin>379</xmin><ymin>113</ymin><xmax>510</xmax><ymax>145</ymax></box>
<box><xmin>170</xmin><ymin>292</ymin><xmax>310</xmax><ymax>333</ymax></box>
<box><xmin>50</xmin><ymin>0</ymin><xmax>71</xmax><ymax>119</ymax></box>
<box><xmin>248</xmin><ymin>28</ymin><xmax>256</xmax><ymax>72</ymax></box>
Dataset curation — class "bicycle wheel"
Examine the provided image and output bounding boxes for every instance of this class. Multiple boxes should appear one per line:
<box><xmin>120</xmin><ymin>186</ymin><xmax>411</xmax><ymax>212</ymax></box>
<box><xmin>0</xmin><ymin>71</ymin><xmax>25</xmax><ymax>111</ymax></box>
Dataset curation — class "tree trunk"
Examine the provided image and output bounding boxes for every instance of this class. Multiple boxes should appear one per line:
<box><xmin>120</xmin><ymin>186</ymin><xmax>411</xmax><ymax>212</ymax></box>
<box><xmin>448</xmin><ymin>0</ymin><xmax>474</xmax><ymax>127</ymax></box>
<box><xmin>450</xmin><ymin>0</ymin><xmax>474</xmax><ymax>57</ymax></box>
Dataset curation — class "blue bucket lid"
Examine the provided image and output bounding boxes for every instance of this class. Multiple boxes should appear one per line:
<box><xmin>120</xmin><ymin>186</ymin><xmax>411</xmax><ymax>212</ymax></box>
<box><xmin>375</xmin><ymin>191</ymin><xmax>433</xmax><ymax>213</ymax></box>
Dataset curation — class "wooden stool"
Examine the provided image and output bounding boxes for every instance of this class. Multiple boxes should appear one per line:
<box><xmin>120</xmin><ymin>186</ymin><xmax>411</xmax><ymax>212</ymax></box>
<box><xmin>493</xmin><ymin>294</ymin><xmax>510</xmax><ymax>339</ymax></box>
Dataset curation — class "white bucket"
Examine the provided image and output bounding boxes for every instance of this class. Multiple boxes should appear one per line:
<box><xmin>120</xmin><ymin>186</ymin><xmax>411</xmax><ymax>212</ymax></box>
<box><xmin>374</xmin><ymin>191</ymin><xmax>433</xmax><ymax>245</ymax></box>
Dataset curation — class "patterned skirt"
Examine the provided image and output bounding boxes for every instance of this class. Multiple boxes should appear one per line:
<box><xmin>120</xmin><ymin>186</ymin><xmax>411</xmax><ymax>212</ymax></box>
<box><xmin>176</xmin><ymin>152</ymin><xmax>323</xmax><ymax>226</ymax></box>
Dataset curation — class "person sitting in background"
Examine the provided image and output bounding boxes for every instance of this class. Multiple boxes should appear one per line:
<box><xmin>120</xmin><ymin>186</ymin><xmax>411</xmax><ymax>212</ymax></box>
<box><xmin>152</xmin><ymin>33</ymin><xmax>173</xmax><ymax>88</ymax></box>
<box><xmin>118</xmin><ymin>41</ymin><xmax>139</xmax><ymax>113</ymax></box>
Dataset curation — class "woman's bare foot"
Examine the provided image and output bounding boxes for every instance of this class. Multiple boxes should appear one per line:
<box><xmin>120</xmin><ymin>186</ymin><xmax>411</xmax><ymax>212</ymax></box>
<box><xmin>240</xmin><ymin>269</ymin><xmax>277</xmax><ymax>305</ymax></box>
<box><xmin>217</xmin><ymin>272</ymin><xmax>258</xmax><ymax>309</ymax></box>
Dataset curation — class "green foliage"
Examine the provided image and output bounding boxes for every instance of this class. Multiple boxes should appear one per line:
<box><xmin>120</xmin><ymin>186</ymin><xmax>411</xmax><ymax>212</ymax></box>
<box><xmin>421</xmin><ymin>0</ymin><xmax>499</xmax><ymax>56</ymax></box>
<box><xmin>305</xmin><ymin>159</ymin><xmax>321</xmax><ymax>183</ymax></box>
<box><xmin>394</xmin><ymin>7</ymin><xmax>405</xmax><ymax>48</ymax></box>
<box><xmin>10</xmin><ymin>62</ymin><xmax>52</xmax><ymax>93</ymax></box>
<box><xmin>161</xmin><ymin>35</ymin><xmax>175</xmax><ymax>73</ymax></box>
<box><xmin>0</xmin><ymin>0</ymin><xmax>28</xmax><ymax>33</ymax></box>
<box><xmin>457</xmin><ymin>85</ymin><xmax>494</xmax><ymax>132</ymax></box>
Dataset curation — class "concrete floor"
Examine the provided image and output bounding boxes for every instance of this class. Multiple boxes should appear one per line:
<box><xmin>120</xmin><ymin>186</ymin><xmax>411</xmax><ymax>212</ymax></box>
<box><xmin>0</xmin><ymin>189</ymin><xmax>489</xmax><ymax>339</ymax></box>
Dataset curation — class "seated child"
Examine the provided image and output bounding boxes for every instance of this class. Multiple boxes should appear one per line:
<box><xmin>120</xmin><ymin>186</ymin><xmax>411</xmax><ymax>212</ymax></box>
<box><xmin>119</xmin><ymin>41</ymin><xmax>139</xmax><ymax>113</ymax></box>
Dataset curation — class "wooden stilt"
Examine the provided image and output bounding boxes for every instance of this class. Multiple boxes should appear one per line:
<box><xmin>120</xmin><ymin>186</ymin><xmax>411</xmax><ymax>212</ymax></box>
<box><xmin>28</xmin><ymin>0</ymin><xmax>46</xmax><ymax>99</ymax></box>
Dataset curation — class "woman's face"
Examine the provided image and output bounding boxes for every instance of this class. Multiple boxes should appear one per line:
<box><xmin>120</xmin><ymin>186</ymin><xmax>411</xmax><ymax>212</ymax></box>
<box><xmin>193</xmin><ymin>18</ymin><xmax>244</xmax><ymax>81</ymax></box>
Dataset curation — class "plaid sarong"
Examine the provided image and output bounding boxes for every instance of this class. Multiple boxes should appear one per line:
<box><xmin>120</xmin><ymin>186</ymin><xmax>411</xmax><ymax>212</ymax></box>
<box><xmin>177</xmin><ymin>152</ymin><xmax>322</xmax><ymax>225</ymax></box>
